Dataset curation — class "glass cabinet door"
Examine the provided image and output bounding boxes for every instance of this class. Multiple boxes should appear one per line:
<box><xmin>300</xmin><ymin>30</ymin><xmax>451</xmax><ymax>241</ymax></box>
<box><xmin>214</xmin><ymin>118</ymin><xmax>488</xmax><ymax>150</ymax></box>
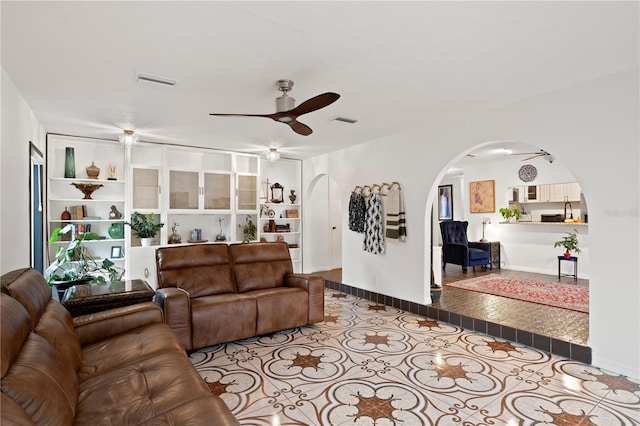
<box><xmin>237</xmin><ymin>174</ymin><xmax>257</xmax><ymax>211</ymax></box>
<box><xmin>169</xmin><ymin>170</ymin><xmax>199</xmax><ymax>209</ymax></box>
<box><xmin>132</xmin><ymin>168</ymin><xmax>160</xmax><ymax>210</ymax></box>
<box><xmin>204</xmin><ymin>172</ymin><xmax>231</xmax><ymax>210</ymax></box>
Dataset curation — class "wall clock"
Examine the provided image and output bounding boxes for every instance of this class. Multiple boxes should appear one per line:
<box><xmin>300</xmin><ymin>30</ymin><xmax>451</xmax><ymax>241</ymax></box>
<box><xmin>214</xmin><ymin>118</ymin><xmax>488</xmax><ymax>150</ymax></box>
<box><xmin>518</xmin><ymin>164</ymin><xmax>537</xmax><ymax>182</ymax></box>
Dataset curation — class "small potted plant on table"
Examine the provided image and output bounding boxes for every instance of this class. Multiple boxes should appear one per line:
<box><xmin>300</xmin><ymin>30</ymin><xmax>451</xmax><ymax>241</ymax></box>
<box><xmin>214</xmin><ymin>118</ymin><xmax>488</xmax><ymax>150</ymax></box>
<box><xmin>499</xmin><ymin>203</ymin><xmax>521</xmax><ymax>223</ymax></box>
<box><xmin>125</xmin><ymin>212</ymin><xmax>164</xmax><ymax>246</ymax></box>
<box><xmin>554</xmin><ymin>229</ymin><xmax>581</xmax><ymax>258</ymax></box>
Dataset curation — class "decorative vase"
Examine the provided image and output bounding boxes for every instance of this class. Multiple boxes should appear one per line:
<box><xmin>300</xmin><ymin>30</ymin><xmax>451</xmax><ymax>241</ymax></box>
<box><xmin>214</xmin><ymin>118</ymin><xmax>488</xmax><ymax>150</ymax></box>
<box><xmin>86</xmin><ymin>162</ymin><xmax>100</xmax><ymax>179</ymax></box>
<box><xmin>108</xmin><ymin>223</ymin><xmax>124</xmax><ymax>239</ymax></box>
<box><xmin>64</xmin><ymin>147</ymin><xmax>75</xmax><ymax>178</ymax></box>
<box><xmin>61</xmin><ymin>207</ymin><xmax>71</xmax><ymax>221</ymax></box>
<box><xmin>289</xmin><ymin>190</ymin><xmax>297</xmax><ymax>204</ymax></box>
<box><xmin>141</xmin><ymin>237</ymin><xmax>153</xmax><ymax>247</ymax></box>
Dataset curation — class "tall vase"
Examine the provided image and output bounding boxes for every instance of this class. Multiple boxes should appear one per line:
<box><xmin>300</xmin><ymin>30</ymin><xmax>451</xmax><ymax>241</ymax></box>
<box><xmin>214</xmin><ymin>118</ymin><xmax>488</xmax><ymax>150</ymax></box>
<box><xmin>64</xmin><ymin>147</ymin><xmax>75</xmax><ymax>178</ymax></box>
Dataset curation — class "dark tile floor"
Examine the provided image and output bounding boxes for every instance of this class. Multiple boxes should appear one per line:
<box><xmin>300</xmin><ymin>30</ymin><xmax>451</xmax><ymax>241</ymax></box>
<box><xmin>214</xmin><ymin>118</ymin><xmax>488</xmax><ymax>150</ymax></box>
<box><xmin>316</xmin><ymin>266</ymin><xmax>589</xmax><ymax>347</ymax></box>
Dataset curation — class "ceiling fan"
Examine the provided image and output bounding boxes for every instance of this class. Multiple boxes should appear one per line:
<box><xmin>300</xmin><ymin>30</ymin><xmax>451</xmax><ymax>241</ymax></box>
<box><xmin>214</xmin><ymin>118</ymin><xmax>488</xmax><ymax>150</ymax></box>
<box><xmin>210</xmin><ymin>79</ymin><xmax>340</xmax><ymax>136</ymax></box>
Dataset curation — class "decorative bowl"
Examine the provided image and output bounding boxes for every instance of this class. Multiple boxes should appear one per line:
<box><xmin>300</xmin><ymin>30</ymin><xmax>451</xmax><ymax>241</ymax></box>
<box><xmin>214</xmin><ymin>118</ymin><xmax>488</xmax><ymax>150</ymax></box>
<box><xmin>71</xmin><ymin>182</ymin><xmax>103</xmax><ymax>199</ymax></box>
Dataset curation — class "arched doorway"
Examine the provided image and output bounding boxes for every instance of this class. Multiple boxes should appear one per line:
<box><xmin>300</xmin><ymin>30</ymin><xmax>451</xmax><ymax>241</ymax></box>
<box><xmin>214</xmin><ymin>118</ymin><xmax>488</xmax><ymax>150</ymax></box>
<box><xmin>305</xmin><ymin>173</ymin><xmax>342</xmax><ymax>274</ymax></box>
<box><xmin>427</xmin><ymin>140</ymin><xmax>590</xmax><ymax>353</ymax></box>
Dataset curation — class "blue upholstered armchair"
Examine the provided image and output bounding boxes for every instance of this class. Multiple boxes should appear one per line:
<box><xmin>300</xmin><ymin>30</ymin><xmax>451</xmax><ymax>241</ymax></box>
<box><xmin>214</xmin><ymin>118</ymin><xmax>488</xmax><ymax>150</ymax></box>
<box><xmin>440</xmin><ymin>221</ymin><xmax>492</xmax><ymax>273</ymax></box>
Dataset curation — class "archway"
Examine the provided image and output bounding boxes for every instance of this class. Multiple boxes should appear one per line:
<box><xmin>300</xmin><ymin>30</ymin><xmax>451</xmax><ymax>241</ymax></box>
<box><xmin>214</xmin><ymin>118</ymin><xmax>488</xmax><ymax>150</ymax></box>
<box><xmin>426</xmin><ymin>140</ymin><xmax>590</xmax><ymax>348</ymax></box>
<box><xmin>305</xmin><ymin>173</ymin><xmax>342</xmax><ymax>274</ymax></box>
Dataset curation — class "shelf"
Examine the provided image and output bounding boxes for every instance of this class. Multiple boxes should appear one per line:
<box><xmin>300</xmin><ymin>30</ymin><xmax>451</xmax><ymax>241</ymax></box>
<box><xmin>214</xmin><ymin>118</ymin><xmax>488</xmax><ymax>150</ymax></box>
<box><xmin>49</xmin><ymin>198</ymin><xmax>125</xmax><ymax>203</ymax></box>
<box><xmin>260</xmin><ymin>232</ymin><xmax>300</xmax><ymax>235</ymax></box>
<box><xmin>50</xmin><ymin>177</ymin><xmax>124</xmax><ymax>184</ymax></box>
<box><xmin>51</xmin><ymin>238</ymin><xmax>125</xmax><ymax>244</ymax></box>
<box><xmin>259</xmin><ymin>217</ymin><xmax>300</xmax><ymax>220</ymax></box>
<box><xmin>49</xmin><ymin>219</ymin><xmax>124</xmax><ymax>223</ymax></box>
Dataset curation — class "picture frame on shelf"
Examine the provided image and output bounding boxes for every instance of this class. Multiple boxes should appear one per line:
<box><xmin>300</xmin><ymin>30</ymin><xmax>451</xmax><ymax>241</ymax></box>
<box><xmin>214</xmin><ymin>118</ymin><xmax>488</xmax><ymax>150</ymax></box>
<box><xmin>437</xmin><ymin>185</ymin><xmax>453</xmax><ymax>221</ymax></box>
<box><xmin>285</xmin><ymin>209</ymin><xmax>298</xmax><ymax>218</ymax></box>
<box><xmin>469</xmin><ymin>180</ymin><xmax>495</xmax><ymax>213</ymax></box>
<box><xmin>111</xmin><ymin>246</ymin><xmax>123</xmax><ymax>259</ymax></box>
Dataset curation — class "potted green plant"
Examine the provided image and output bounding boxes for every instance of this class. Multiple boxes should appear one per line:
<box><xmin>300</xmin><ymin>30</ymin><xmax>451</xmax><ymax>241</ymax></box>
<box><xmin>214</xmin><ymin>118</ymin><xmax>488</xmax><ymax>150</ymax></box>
<box><xmin>499</xmin><ymin>203</ymin><xmax>521</xmax><ymax>222</ymax></box>
<box><xmin>554</xmin><ymin>229</ymin><xmax>581</xmax><ymax>258</ymax></box>
<box><xmin>125</xmin><ymin>212</ymin><xmax>164</xmax><ymax>246</ymax></box>
<box><xmin>238</xmin><ymin>215</ymin><xmax>256</xmax><ymax>243</ymax></box>
<box><xmin>45</xmin><ymin>224</ymin><xmax>124</xmax><ymax>299</ymax></box>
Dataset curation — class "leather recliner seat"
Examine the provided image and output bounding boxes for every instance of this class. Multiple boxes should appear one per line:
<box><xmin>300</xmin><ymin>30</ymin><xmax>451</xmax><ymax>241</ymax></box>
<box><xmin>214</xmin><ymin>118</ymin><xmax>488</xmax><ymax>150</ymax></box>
<box><xmin>155</xmin><ymin>242</ymin><xmax>325</xmax><ymax>352</ymax></box>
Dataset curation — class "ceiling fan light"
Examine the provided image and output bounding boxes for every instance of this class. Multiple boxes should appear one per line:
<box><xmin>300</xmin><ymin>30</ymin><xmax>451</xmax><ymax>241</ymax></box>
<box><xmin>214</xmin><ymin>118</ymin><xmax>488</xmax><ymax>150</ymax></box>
<box><xmin>118</xmin><ymin>130</ymin><xmax>138</xmax><ymax>146</ymax></box>
<box><xmin>266</xmin><ymin>148</ymin><xmax>280</xmax><ymax>162</ymax></box>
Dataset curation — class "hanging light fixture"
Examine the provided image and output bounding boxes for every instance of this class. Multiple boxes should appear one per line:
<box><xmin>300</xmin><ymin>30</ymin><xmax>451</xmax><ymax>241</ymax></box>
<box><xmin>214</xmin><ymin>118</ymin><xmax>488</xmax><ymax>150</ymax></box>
<box><xmin>266</xmin><ymin>148</ymin><xmax>280</xmax><ymax>162</ymax></box>
<box><xmin>119</xmin><ymin>130</ymin><xmax>138</xmax><ymax>146</ymax></box>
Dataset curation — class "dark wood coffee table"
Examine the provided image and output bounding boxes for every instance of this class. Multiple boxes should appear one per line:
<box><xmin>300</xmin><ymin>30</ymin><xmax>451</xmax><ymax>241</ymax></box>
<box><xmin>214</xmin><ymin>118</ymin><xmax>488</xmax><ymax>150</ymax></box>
<box><xmin>61</xmin><ymin>279</ymin><xmax>155</xmax><ymax>317</ymax></box>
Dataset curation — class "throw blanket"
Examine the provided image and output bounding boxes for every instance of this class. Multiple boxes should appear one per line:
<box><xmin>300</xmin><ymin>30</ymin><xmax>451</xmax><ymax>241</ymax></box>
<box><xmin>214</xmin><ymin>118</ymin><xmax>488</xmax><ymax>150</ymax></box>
<box><xmin>348</xmin><ymin>192</ymin><xmax>366</xmax><ymax>233</ymax></box>
<box><xmin>385</xmin><ymin>187</ymin><xmax>407</xmax><ymax>241</ymax></box>
<box><xmin>364</xmin><ymin>193</ymin><xmax>385</xmax><ymax>254</ymax></box>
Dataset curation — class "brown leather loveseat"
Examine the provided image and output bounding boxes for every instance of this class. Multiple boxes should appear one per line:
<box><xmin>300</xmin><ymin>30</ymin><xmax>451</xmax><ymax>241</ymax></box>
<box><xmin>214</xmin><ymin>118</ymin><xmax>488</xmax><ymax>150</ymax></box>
<box><xmin>1</xmin><ymin>267</ymin><xmax>239</xmax><ymax>425</ymax></box>
<box><xmin>155</xmin><ymin>242</ymin><xmax>324</xmax><ymax>351</ymax></box>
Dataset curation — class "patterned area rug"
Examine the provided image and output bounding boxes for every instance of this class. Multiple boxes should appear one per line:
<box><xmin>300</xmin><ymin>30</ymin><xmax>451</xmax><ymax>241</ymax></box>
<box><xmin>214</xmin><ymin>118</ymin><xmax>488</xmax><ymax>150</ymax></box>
<box><xmin>445</xmin><ymin>274</ymin><xmax>589</xmax><ymax>313</ymax></box>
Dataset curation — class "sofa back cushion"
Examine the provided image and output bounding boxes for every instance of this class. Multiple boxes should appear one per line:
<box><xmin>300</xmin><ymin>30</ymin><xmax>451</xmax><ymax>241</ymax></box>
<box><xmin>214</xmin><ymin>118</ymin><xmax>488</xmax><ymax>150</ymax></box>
<box><xmin>156</xmin><ymin>244</ymin><xmax>236</xmax><ymax>298</ymax></box>
<box><xmin>1</xmin><ymin>268</ymin><xmax>82</xmax><ymax>373</ymax></box>
<box><xmin>1</xmin><ymin>268</ymin><xmax>51</xmax><ymax>329</ymax></box>
<box><xmin>1</xmin><ymin>294</ymin><xmax>78</xmax><ymax>425</ymax></box>
<box><xmin>230</xmin><ymin>242</ymin><xmax>293</xmax><ymax>293</ymax></box>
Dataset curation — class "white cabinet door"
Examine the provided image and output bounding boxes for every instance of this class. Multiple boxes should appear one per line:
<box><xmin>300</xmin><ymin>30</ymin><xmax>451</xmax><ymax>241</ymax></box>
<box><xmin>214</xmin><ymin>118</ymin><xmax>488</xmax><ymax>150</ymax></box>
<box><xmin>127</xmin><ymin>247</ymin><xmax>158</xmax><ymax>289</ymax></box>
<box><xmin>565</xmin><ymin>183</ymin><xmax>582</xmax><ymax>202</ymax></box>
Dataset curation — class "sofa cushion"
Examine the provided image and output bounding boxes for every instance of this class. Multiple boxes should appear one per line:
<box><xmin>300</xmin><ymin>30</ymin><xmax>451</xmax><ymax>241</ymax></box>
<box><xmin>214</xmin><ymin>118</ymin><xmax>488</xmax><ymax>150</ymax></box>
<box><xmin>1</xmin><ymin>268</ymin><xmax>51</xmax><ymax>330</ymax></box>
<box><xmin>34</xmin><ymin>302</ymin><xmax>82</xmax><ymax>373</ymax></box>
<box><xmin>190</xmin><ymin>293</ymin><xmax>257</xmax><ymax>348</ymax></box>
<box><xmin>246</xmin><ymin>287</ymin><xmax>309</xmax><ymax>335</ymax></box>
<box><xmin>2</xmin><ymin>332</ymin><xmax>78</xmax><ymax>425</ymax></box>
<box><xmin>156</xmin><ymin>244</ymin><xmax>236</xmax><ymax>298</ymax></box>
<box><xmin>78</xmin><ymin>322</ymin><xmax>186</xmax><ymax>382</ymax></box>
<box><xmin>230</xmin><ymin>242</ymin><xmax>293</xmax><ymax>293</ymax></box>
<box><xmin>75</xmin><ymin>351</ymin><xmax>214</xmax><ymax>425</ymax></box>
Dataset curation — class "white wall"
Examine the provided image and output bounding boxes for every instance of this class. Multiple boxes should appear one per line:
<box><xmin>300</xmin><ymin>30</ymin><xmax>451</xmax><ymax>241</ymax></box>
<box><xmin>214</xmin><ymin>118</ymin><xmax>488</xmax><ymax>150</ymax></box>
<box><xmin>303</xmin><ymin>68</ymin><xmax>639</xmax><ymax>379</ymax></box>
<box><xmin>1</xmin><ymin>68</ymin><xmax>47</xmax><ymax>273</ymax></box>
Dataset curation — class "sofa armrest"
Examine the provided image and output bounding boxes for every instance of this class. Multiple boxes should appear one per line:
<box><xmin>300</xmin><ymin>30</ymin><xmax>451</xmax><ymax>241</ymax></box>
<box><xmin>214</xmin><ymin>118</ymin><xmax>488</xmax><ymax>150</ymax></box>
<box><xmin>73</xmin><ymin>302</ymin><xmax>162</xmax><ymax>346</ymax></box>
<box><xmin>155</xmin><ymin>287</ymin><xmax>192</xmax><ymax>351</ymax></box>
<box><xmin>285</xmin><ymin>274</ymin><xmax>325</xmax><ymax>324</ymax></box>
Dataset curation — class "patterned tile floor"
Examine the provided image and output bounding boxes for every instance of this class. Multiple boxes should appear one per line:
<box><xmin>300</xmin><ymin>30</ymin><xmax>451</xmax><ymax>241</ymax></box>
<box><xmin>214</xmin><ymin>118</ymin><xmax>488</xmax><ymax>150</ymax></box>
<box><xmin>190</xmin><ymin>289</ymin><xmax>640</xmax><ymax>425</ymax></box>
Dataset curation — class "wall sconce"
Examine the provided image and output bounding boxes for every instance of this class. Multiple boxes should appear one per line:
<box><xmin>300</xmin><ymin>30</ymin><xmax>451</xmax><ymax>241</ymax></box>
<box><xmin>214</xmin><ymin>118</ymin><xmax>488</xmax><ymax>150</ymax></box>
<box><xmin>266</xmin><ymin>148</ymin><xmax>280</xmax><ymax>162</ymax></box>
<box><xmin>270</xmin><ymin>182</ymin><xmax>284</xmax><ymax>203</ymax></box>
<box><xmin>480</xmin><ymin>217</ymin><xmax>491</xmax><ymax>242</ymax></box>
<box><xmin>118</xmin><ymin>130</ymin><xmax>138</xmax><ymax>146</ymax></box>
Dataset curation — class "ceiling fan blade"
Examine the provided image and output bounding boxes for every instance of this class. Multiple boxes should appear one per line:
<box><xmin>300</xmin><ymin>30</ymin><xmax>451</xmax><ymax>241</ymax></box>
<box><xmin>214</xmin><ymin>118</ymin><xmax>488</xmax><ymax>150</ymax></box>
<box><xmin>288</xmin><ymin>120</ymin><xmax>313</xmax><ymax>136</ymax></box>
<box><xmin>522</xmin><ymin>153</ymin><xmax>544</xmax><ymax>161</ymax></box>
<box><xmin>209</xmin><ymin>113</ymin><xmax>275</xmax><ymax>118</ymax></box>
<box><xmin>286</xmin><ymin>92</ymin><xmax>340</xmax><ymax>116</ymax></box>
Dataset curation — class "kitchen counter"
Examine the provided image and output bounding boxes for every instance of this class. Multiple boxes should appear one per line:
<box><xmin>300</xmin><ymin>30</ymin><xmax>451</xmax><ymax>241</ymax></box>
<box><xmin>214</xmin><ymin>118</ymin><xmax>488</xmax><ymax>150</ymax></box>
<box><xmin>501</xmin><ymin>221</ymin><xmax>588</xmax><ymax>226</ymax></box>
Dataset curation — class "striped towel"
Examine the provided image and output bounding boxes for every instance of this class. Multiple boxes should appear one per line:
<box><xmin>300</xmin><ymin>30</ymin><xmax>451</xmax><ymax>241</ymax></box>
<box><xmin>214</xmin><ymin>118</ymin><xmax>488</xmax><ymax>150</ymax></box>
<box><xmin>385</xmin><ymin>187</ymin><xmax>407</xmax><ymax>241</ymax></box>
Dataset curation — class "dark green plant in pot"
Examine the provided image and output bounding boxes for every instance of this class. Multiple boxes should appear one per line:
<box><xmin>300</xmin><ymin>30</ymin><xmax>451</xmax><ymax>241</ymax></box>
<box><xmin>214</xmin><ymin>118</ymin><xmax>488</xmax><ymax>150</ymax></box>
<box><xmin>125</xmin><ymin>212</ymin><xmax>164</xmax><ymax>238</ymax></box>
<box><xmin>554</xmin><ymin>229</ymin><xmax>581</xmax><ymax>257</ymax></box>
<box><xmin>239</xmin><ymin>215</ymin><xmax>256</xmax><ymax>243</ymax></box>
<box><xmin>45</xmin><ymin>224</ymin><xmax>124</xmax><ymax>286</ymax></box>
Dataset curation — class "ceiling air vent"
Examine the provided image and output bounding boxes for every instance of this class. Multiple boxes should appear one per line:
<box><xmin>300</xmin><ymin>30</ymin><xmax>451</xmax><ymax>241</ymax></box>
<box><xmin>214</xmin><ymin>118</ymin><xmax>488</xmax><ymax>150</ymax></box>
<box><xmin>136</xmin><ymin>72</ymin><xmax>177</xmax><ymax>87</ymax></box>
<box><xmin>333</xmin><ymin>116</ymin><xmax>358</xmax><ymax>124</ymax></box>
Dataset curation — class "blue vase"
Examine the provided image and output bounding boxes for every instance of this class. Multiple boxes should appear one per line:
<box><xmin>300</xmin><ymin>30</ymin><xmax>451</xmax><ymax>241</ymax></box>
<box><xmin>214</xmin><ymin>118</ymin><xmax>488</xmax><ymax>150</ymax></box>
<box><xmin>64</xmin><ymin>147</ymin><xmax>75</xmax><ymax>178</ymax></box>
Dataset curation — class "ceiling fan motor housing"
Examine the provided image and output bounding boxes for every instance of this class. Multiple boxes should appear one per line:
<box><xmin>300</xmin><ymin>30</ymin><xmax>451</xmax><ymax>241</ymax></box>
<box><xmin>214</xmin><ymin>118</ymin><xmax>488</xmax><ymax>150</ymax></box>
<box><xmin>275</xmin><ymin>79</ymin><xmax>295</xmax><ymax>112</ymax></box>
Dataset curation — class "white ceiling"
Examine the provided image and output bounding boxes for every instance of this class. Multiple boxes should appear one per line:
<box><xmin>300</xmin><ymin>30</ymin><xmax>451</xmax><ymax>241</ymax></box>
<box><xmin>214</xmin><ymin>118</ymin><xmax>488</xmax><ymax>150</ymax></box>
<box><xmin>2</xmin><ymin>1</ymin><xmax>637</xmax><ymax>160</ymax></box>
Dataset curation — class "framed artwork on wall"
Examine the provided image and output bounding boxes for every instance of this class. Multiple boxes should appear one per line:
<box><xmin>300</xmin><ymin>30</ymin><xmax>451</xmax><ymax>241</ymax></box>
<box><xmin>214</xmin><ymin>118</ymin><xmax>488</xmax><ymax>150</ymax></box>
<box><xmin>469</xmin><ymin>180</ymin><xmax>495</xmax><ymax>213</ymax></box>
<box><xmin>438</xmin><ymin>185</ymin><xmax>453</xmax><ymax>221</ymax></box>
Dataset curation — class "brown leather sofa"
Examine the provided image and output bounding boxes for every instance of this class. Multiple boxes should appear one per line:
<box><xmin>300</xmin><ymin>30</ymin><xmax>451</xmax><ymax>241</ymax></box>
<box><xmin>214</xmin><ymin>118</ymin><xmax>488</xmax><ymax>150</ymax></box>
<box><xmin>155</xmin><ymin>242</ymin><xmax>325</xmax><ymax>351</ymax></box>
<box><xmin>1</xmin><ymin>267</ymin><xmax>239</xmax><ymax>425</ymax></box>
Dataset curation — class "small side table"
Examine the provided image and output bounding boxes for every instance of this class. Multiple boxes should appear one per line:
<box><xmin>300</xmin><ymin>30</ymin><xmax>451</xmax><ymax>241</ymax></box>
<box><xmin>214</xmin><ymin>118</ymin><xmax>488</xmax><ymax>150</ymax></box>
<box><xmin>61</xmin><ymin>279</ymin><xmax>154</xmax><ymax>317</ymax></box>
<box><xmin>475</xmin><ymin>241</ymin><xmax>501</xmax><ymax>269</ymax></box>
<box><xmin>558</xmin><ymin>256</ymin><xmax>578</xmax><ymax>280</ymax></box>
